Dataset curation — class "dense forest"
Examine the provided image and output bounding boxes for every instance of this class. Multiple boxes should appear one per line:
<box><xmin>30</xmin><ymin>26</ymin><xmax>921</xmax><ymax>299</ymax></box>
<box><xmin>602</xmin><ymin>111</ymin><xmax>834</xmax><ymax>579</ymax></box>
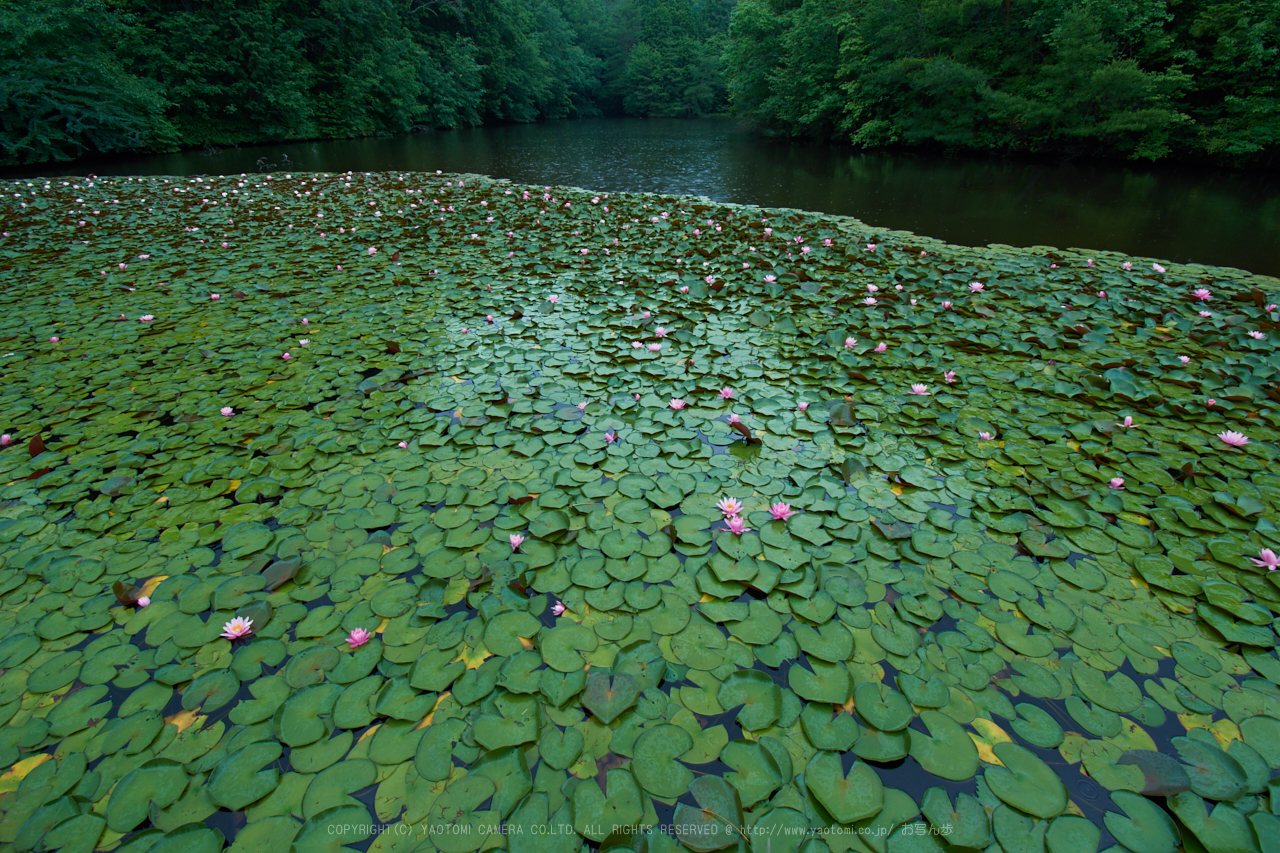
<box><xmin>0</xmin><ymin>0</ymin><xmax>1275</xmax><ymax>166</ymax></box>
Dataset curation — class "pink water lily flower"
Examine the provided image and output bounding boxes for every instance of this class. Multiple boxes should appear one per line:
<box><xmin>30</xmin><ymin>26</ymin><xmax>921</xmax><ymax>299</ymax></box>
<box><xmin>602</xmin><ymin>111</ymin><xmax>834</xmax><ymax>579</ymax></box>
<box><xmin>551</xmin><ymin>600</ymin><xmax>566</xmax><ymax>616</ymax></box>
<box><xmin>1250</xmin><ymin>549</ymin><xmax>1280</xmax><ymax>571</ymax></box>
<box><xmin>1097</xmin><ymin>291</ymin><xmax>1106</xmax><ymax>298</ymax></box>
<box><xmin>282</xmin><ymin>352</ymin><xmax>292</xmax><ymax>360</ymax></box>
<box><xmin>655</xmin><ymin>327</ymin><xmax>668</xmax><ymax>338</ymax></box>
<box><xmin>1249</xmin><ymin>331</ymin><xmax>1266</xmax><ymax>340</ymax></box>
<box><xmin>0</xmin><ymin>435</ymin><xmax>10</xmax><ymax>446</ymax></box>
<box><xmin>909</xmin><ymin>384</ymin><xmax>931</xmax><ymax>395</ymax></box>
<box><xmin>210</xmin><ymin>293</ymin><xmax>220</xmax><ymax>300</ymax></box>
<box><xmin>1268</xmin><ymin>304</ymin><xmax>1278</xmax><ymax>312</ymax></box>
<box><xmin>1122</xmin><ymin>261</ymin><xmax>1133</xmax><ymax>270</ymax></box>
<box><xmin>867</xmin><ymin>243</ymin><xmax>876</xmax><ymax>251</ymax></box>
<box><xmin>798</xmin><ymin>402</ymin><xmax>809</xmax><ymax>412</ymax></box>
<box><xmin>1193</xmin><ymin>288</ymin><xmax>1212</xmax><ymax>301</ymax></box>
<box><xmin>943</xmin><ymin>371</ymin><xmax>957</xmax><ymax>383</ymax></box>
<box><xmin>298</xmin><ymin>339</ymin><xmax>310</xmax><ymax>346</ymax></box>
<box><xmin>49</xmin><ymin>337</ymin><xmax>59</xmax><ymax>343</ymax></box>
<box><xmin>510</xmin><ymin>533</ymin><xmax>526</xmax><ymax>551</ymax></box>
<box><xmin>1179</xmin><ymin>355</ymin><xmax>1191</xmax><ymax>364</ymax></box>
<box><xmin>680</xmin><ymin>286</ymin><xmax>689</xmax><ymax>293</ymax></box>
<box><xmin>221</xmin><ymin>617</ymin><xmax>253</xmax><ymax>640</ymax></box>
<box><xmin>604</xmin><ymin>430</ymin><xmax>617</xmax><ymax>444</ymax></box>
<box><xmin>1153</xmin><ymin>263</ymin><xmax>1166</xmax><ymax>273</ymax></box>
<box><xmin>139</xmin><ymin>314</ymin><xmax>154</xmax><ymax>322</ymax></box>
<box><xmin>728</xmin><ymin>413</ymin><xmax>740</xmax><ymax>424</ymax></box>
<box><xmin>137</xmin><ymin>597</ymin><xmax>150</xmax><ymax>608</ymax></box>
<box><xmin>763</xmin><ymin>275</ymin><xmax>776</xmax><ymax>283</ymax></box>
<box><xmin>642</xmin><ymin>311</ymin><xmax>651</xmax><ymax>318</ymax></box>
<box><xmin>867</xmin><ymin>284</ymin><xmax>879</xmax><ymax>293</ymax></box>
<box><xmin>844</xmin><ymin>337</ymin><xmax>857</xmax><ymax>348</ymax></box>
<box><xmin>670</xmin><ymin>399</ymin><xmax>686</xmax><ymax>410</ymax></box>
<box><xmin>941</xmin><ymin>300</ymin><xmax>952</xmax><ymax>309</ymax></box>
<box><xmin>647</xmin><ymin>343</ymin><xmax>662</xmax><ymax>352</ymax></box>
<box><xmin>717</xmin><ymin>497</ymin><xmax>745</xmax><ymax>518</ymax></box>
<box><xmin>979</xmin><ymin>432</ymin><xmax>994</xmax><ymax>441</ymax></box>
<box><xmin>486</xmin><ymin>315</ymin><xmax>495</xmax><ymax>323</ymax></box>
<box><xmin>1218</xmin><ymin>430</ymin><xmax>1249</xmax><ymax>447</ymax></box>
<box><xmin>864</xmin><ymin>297</ymin><xmax>877</xmax><ymax>306</ymax></box>
<box><xmin>367</xmin><ymin>247</ymin><xmax>377</xmax><ymax>255</ymax></box>
<box><xmin>301</xmin><ymin>318</ymin><xmax>309</xmax><ymax>325</ymax></box>
<box><xmin>874</xmin><ymin>343</ymin><xmax>887</xmax><ymax>352</ymax></box>
<box><xmin>1109</xmin><ymin>478</ymin><xmax>1125</xmax><ymax>489</ymax></box>
<box><xmin>1199</xmin><ymin>311</ymin><xmax>1212</xmax><ymax>318</ymax></box>
<box><xmin>1206</xmin><ymin>399</ymin><xmax>1216</xmax><ymax>407</ymax></box>
<box><xmin>1117</xmin><ymin>416</ymin><xmax>1135</xmax><ymax>429</ymax></box>
<box><xmin>548</xmin><ymin>295</ymin><xmax>560</xmax><ymax>303</ymax></box>
<box><xmin>347</xmin><ymin>628</ymin><xmax>371</xmax><ymax>648</ymax></box>
<box><xmin>220</xmin><ymin>406</ymin><xmax>234</xmax><ymax>417</ymax></box>
<box><xmin>577</xmin><ymin>402</ymin><xmax>587</xmax><ymax>412</ymax></box>
<box><xmin>770</xmin><ymin>503</ymin><xmax>797</xmax><ymax>521</ymax></box>
<box><xmin>631</xmin><ymin>341</ymin><xmax>643</xmax><ymax>349</ymax></box>
<box><xmin>719</xmin><ymin>387</ymin><xmax>734</xmax><ymax>400</ymax></box>
<box><xmin>721</xmin><ymin>515</ymin><xmax>752</xmax><ymax>535</ymax></box>
<box><xmin>969</xmin><ymin>282</ymin><xmax>984</xmax><ymax>293</ymax></box>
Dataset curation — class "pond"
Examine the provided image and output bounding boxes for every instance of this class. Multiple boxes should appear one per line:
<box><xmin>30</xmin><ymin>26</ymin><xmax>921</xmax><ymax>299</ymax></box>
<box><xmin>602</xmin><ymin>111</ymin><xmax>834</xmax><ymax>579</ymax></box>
<box><xmin>7</xmin><ymin>117</ymin><xmax>1279</xmax><ymax>279</ymax></box>
<box><xmin>1</xmin><ymin>162</ymin><xmax>1278</xmax><ymax>853</ymax></box>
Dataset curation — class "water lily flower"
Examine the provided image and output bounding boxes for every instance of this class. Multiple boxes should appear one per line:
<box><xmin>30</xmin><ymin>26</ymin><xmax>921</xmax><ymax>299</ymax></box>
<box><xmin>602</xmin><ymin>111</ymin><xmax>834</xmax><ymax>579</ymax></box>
<box><xmin>0</xmin><ymin>435</ymin><xmax>11</xmax><ymax>446</ymax></box>
<box><xmin>943</xmin><ymin>371</ymin><xmax>957</xmax><ymax>383</ymax></box>
<box><xmin>461</xmin><ymin>328</ymin><xmax>468</xmax><ymax>334</ymax></box>
<box><xmin>680</xmin><ymin>286</ymin><xmax>689</xmax><ymax>293</ymax></box>
<box><xmin>1153</xmin><ymin>263</ymin><xmax>1166</xmax><ymax>273</ymax></box>
<box><xmin>1117</xmin><ymin>416</ymin><xmax>1135</xmax><ymax>429</ymax></box>
<box><xmin>1098</xmin><ymin>291</ymin><xmax>1106</xmax><ymax>298</ymax></box>
<box><xmin>823</xmin><ymin>238</ymin><xmax>832</xmax><ymax>247</ymax></box>
<box><xmin>867</xmin><ymin>243</ymin><xmax>876</xmax><ymax>251</ymax></box>
<box><xmin>137</xmin><ymin>596</ymin><xmax>150</xmax><ymax>608</ymax></box>
<box><xmin>298</xmin><ymin>339</ymin><xmax>310</xmax><ymax>346</ymax></box>
<box><xmin>655</xmin><ymin>327</ymin><xmax>668</xmax><ymax>337</ymax></box>
<box><xmin>764</xmin><ymin>227</ymin><xmax>773</xmax><ymax>236</ymax></box>
<box><xmin>909</xmin><ymin>384</ymin><xmax>931</xmax><ymax>395</ymax></box>
<box><xmin>1207</xmin><ymin>398</ymin><xmax>1216</xmax><ymax>406</ymax></box>
<box><xmin>1193</xmin><ymin>288</ymin><xmax>1212</xmax><ymax>300</ymax></box>
<box><xmin>910</xmin><ymin>298</ymin><xmax>918</xmax><ymax>305</ymax></box>
<box><xmin>1178</xmin><ymin>355</ymin><xmax>1191</xmax><ymax>364</ymax></box>
<box><xmin>764</xmin><ymin>275</ymin><xmax>776</xmax><ymax>283</ymax></box>
<box><xmin>874</xmin><ymin>343</ymin><xmax>887</xmax><ymax>352</ymax></box>
<box><xmin>770</xmin><ymin>503</ymin><xmax>797</xmax><ymax>521</ymax></box>
<box><xmin>1250</xmin><ymin>549</ymin><xmax>1280</xmax><ymax>571</ymax></box>
<box><xmin>941</xmin><ymin>301</ymin><xmax>952</xmax><ymax>309</ymax></box>
<box><xmin>548</xmin><ymin>295</ymin><xmax>559</xmax><ymax>303</ymax></box>
<box><xmin>642</xmin><ymin>310</ymin><xmax>651</xmax><ymax>318</ymax></box>
<box><xmin>1268</xmin><ymin>304</ymin><xmax>1278</xmax><ymax>312</ymax></box>
<box><xmin>864</xmin><ymin>297</ymin><xmax>877</xmax><ymax>306</ymax></box>
<box><xmin>1109</xmin><ymin>477</ymin><xmax>1125</xmax><ymax>489</ymax></box>
<box><xmin>670</xmin><ymin>399</ymin><xmax>686</xmax><ymax>410</ymax></box>
<box><xmin>1249</xmin><ymin>331</ymin><xmax>1266</xmax><ymax>339</ymax></box>
<box><xmin>139</xmin><ymin>314</ymin><xmax>154</xmax><ymax>322</ymax></box>
<box><xmin>604</xmin><ymin>430</ymin><xmax>617</xmax><ymax>444</ymax></box>
<box><xmin>301</xmin><ymin>318</ymin><xmax>309</xmax><ymax>325</ymax></box>
<box><xmin>49</xmin><ymin>336</ymin><xmax>58</xmax><ymax>343</ymax></box>
<box><xmin>844</xmin><ymin>337</ymin><xmax>857</xmax><ymax>348</ymax></box>
<box><xmin>968</xmin><ymin>282</ymin><xmax>984</xmax><ymax>293</ymax></box>
<box><xmin>282</xmin><ymin>352</ymin><xmax>292</xmax><ymax>360</ymax></box>
<box><xmin>721</xmin><ymin>515</ymin><xmax>752</xmax><ymax>535</ymax></box>
<box><xmin>1199</xmin><ymin>311</ymin><xmax>1212</xmax><ymax>318</ymax></box>
<box><xmin>631</xmin><ymin>341</ymin><xmax>643</xmax><ymax>349</ymax></box>
<box><xmin>647</xmin><ymin>343</ymin><xmax>662</xmax><ymax>352</ymax></box>
<box><xmin>895</xmin><ymin>284</ymin><xmax>903</xmax><ymax>291</ymax></box>
<box><xmin>728</xmin><ymin>413</ymin><xmax>740</xmax><ymax>424</ymax></box>
<box><xmin>347</xmin><ymin>628</ymin><xmax>371</xmax><ymax>648</ymax></box>
<box><xmin>486</xmin><ymin>315</ymin><xmax>494</xmax><ymax>323</ymax></box>
<box><xmin>221</xmin><ymin>617</ymin><xmax>253</xmax><ymax>640</ymax></box>
<box><xmin>220</xmin><ymin>406</ymin><xmax>234</xmax><ymax>417</ymax></box>
<box><xmin>336</xmin><ymin>265</ymin><xmax>342</xmax><ymax>270</ymax></box>
<box><xmin>798</xmin><ymin>402</ymin><xmax>809</xmax><ymax>412</ymax></box>
<box><xmin>719</xmin><ymin>387</ymin><xmax>734</xmax><ymax>399</ymax></box>
<box><xmin>551</xmin><ymin>600</ymin><xmax>566</xmax><ymax>616</ymax></box>
<box><xmin>717</xmin><ymin>497</ymin><xmax>745</xmax><ymax>517</ymax></box>
<box><xmin>634</xmin><ymin>393</ymin><xmax>641</xmax><ymax>400</ymax></box>
<box><xmin>1122</xmin><ymin>261</ymin><xmax>1133</xmax><ymax>270</ymax></box>
<box><xmin>1086</xmin><ymin>259</ymin><xmax>1094</xmax><ymax>267</ymax></box>
<box><xmin>979</xmin><ymin>431</ymin><xmax>994</xmax><ymax>440</ymax></box>
<box><xmin>510</xmin><ymin>533</ymin><xmax>525</xmax><ymax>551</ymax></box>
<box><xmin>1218</xmin><ymin>430</ymin><xmax>1249</xmax><ymax>447</ymax></box>
<box><xmin>577</xmin><ymin>402</ymin><xmax>587</xmax><ymax>412</ymax></box>
<box><xmin>210</xmin><ymin>293</ymin><xmax>220</xmax><ymax>300</ymax></box>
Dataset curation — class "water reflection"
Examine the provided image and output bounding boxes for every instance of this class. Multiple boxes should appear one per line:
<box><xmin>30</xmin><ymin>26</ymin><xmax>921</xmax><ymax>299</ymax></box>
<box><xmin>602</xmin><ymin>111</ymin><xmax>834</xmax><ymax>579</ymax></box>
<box><xmin>9</xmin><ymin>118</ymin><xmax>1277</xmax><ymax>277</ymax></box>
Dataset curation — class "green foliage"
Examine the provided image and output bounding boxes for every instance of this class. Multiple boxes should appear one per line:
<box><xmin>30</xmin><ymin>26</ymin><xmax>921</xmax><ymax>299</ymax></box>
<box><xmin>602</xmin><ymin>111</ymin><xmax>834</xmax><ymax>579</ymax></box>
<box><xmin>1</xmin><ymin>0</ymin><xmax>731</xmax><ymax>164</ymax></box>
<box><xmin>723</xmin><ymin>0</ymin><xmax>1278</xmax><ymax>163</ymax></box>
<box><xmin>0</xmin><ymin>0</ymin><xmax>176</xmax><ymax>164</ymax></box>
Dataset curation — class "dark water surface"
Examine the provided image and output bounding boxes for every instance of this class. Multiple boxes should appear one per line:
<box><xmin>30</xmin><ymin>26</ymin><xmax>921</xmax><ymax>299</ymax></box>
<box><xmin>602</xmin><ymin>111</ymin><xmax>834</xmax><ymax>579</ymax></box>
<box><xmin>11</xmin><ymin>117</ymin><xmax>1279</xmax><ymax>277</ymax></box>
